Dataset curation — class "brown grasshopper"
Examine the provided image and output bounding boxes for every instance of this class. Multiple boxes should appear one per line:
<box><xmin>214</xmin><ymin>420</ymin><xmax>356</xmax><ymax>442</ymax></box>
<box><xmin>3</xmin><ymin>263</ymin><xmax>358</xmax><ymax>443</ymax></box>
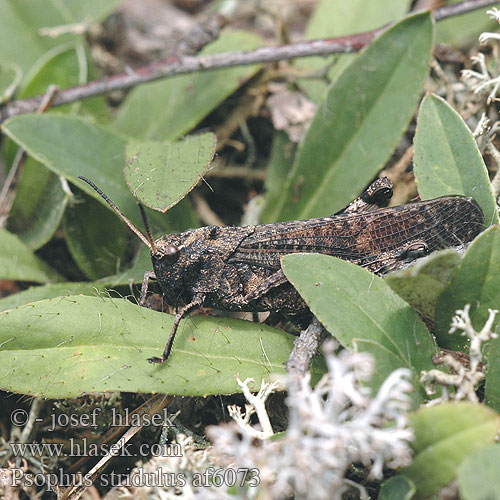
<box><xmin>78</xmin><ymin>176</ymin><xmax>484</xmax><ymax>364</ymax></box>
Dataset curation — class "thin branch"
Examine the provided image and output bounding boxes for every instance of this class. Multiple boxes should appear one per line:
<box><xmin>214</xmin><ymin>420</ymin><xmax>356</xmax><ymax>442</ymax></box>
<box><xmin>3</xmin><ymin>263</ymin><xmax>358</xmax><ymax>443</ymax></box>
<box><xmin>0</xmin><ymin>33</ymin><xmax>374</xmax><ymax>122</ymax></box>
<box><xmin>433</xmin><ymin>0</ymin><xmax>497</xmax><ymax>20</ymax></box>
<box><xmin>0</xmin><ymin>0</ymin><xmax>497</xmax><ymax>123</ymax></box>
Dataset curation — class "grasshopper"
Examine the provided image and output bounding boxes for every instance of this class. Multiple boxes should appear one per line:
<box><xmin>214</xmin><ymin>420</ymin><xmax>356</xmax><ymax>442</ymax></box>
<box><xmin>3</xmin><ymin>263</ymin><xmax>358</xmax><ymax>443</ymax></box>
<box><xmin>78</xmin><ymin>176</ymin><xmax>483</xmax><ymax>364</ymax></box>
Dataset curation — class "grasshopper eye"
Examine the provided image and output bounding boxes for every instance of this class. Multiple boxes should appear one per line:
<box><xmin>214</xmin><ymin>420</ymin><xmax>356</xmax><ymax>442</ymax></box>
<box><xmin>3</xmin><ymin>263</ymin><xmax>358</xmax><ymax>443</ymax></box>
<box><xmin>361</xmin><ymin>178</ymin><xmax>393</xmax><ymax>207</ymax></box>
<box><xmin>371</xmin><ymin>186</ymin><xmax>392</xmax><ymax>204</ymax></box>
<box><xmin>164</xmin><ymin>245</ymin><xmax>180</xmax><ymax>265</ymax></box>
<box><xmin>402</xmin><ymin>241</ymin><xmax>429</xmax><ymax>260</ymax></box>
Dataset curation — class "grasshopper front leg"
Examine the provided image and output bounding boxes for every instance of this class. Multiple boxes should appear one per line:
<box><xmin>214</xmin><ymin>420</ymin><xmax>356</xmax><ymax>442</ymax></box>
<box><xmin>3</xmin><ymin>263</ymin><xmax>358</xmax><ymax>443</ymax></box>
<box><xmin>148</xmin><ymin>294</ymin><xmax>205</xmax><ymax>364</ymax></box>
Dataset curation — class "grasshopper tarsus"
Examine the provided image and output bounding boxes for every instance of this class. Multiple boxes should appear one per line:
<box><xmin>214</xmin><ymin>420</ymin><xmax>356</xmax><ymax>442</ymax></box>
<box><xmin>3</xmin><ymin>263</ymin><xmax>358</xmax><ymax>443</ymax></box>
<box><xmin>148</xmin><ymin>356</ymin><xmax>165</xmax><ymax>364</ymax></box>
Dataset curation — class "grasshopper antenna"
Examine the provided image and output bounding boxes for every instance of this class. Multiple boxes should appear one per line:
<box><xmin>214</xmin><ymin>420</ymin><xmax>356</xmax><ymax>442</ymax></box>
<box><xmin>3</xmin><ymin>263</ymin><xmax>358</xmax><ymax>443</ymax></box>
<box><xmin>78</xmin><ymin>176</ymin><xmax>152</xmax><ymax>251</ymax></box>
<box><xmin>138</xmin><ymin>203</ymin><xmax>158</xmax><ymax>254</ymax></box>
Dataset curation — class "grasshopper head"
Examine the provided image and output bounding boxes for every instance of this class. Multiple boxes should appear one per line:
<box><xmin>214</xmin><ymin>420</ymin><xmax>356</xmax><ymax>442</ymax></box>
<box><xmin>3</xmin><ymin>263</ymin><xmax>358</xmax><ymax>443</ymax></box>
<box><xmin>151</xmin><ymin>233</ymin><xmax>191</xmax><ymax>306</ymax></box>
<box><xmin>76</xmin><ymin>177</ymin><xmax>217</xmax><ymax>308</ymax></box>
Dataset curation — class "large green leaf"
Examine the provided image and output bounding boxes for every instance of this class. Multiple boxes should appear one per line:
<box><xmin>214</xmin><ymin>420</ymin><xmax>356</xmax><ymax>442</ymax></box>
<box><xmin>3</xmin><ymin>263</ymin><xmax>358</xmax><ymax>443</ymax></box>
<box><xmin>457</xmin><ymin>444</ymin><xmax>500</xmax><ymax>500</ymax></box>
<box><xmin>2</xmin><ymin>114</ymin><xmax>141</xmax><ymax>277</ymax></box>
<box><xmin>414</xmin><ymin>93</ymin><xmax>498</xmax><ymax>226</ymax></box>
<box><xmin>435</xmin><ymin>226</ymin><xmax>500</xmax><ymax>351</ymax></box>
<box><xmin>403</xmin><ymin>402</ymin><xmax>500</xmax><ymax>499</ymax></box>
<box><xmin>125</xmin><ymin>133</ymin><xmax>216</xmax><ymax>212</ymax></box>
<box><xmin>114</xmin><ymin>31</ymin><xmax>263</xmax><ymax>141</ymax></box>
<box><xmin>2</xmin><ymin>114</ymin><xmax>195</xmax><ymax>234</ymax></box>
<box><xmin>0</xmin><ymin>228</ymin><xmax>62</xmax><ymax>283</ymax></box>
<box><xmin>300</xmin><ymin>0</ymin><xmax>410</xmax><ymax>103</ymax></box>
<box><xmin>270</xmin><ymin>12</ymin><xmax>434</xmax><ymax>222</ymax></box>
<box><xmin>3</xmin><ymin>113</ymin><xmax>198</xmax><ymax>285</ymax></box>
<box><xmin>282</xmin><ymin>253</ymin><xmax>439</xmax><ymax>405</ymax></box>
<box><xmin>0</xmin><ymin>296</ymin><xmax>326</xmax><ymax>398</ymax></box>
<box><xmin>385</xmin><ymin>249</ymin><xmax>462</xmax><ymax>321</ymax></box>
<box><xmin>3</xmin><ymin>114</ymin><xmax>133</xmax><ymax>218</ymax></box>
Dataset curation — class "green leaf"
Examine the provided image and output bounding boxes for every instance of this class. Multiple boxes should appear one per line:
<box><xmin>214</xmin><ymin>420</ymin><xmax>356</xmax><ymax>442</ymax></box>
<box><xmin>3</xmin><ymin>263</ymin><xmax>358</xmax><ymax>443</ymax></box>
<box><xmin>378</xmin><ymin>476</ymin><xmax>416</xmax><ymax>500</ymax></box>
<box><xmin>0</xmin><ymin>0</ymin><xmax>119</xmax><ymax>77</ymax></box>
<box><xmin>0</xmin><ymin>253</ymin><xmax>159</xmax><ymax>311</ymax></box>
<box><xmin>0</xmin><ymin>62</ymin><xmax>21</xmax><ymax>103</ymax></box>
<box><xmin>2</xmin><ymin>114</ymin><xmax>142</xmax><ymax>277</ymax></box>
<box><xmin>3</xmin><ymin>114</ymin><xmax>131</xmax><ymax>215</ymax></box>
<box><xmin>15</xmin><ymin>174</ymin><xmax>71</xmax><ymax>250</ymax></box>
<box><xmin>7</xmin><ymin>46</ymin><xmax>106</xmax><ymax>250</ymax></box>
<box><xmin>0</xmin><ymin>296</ymin><xmax>327</xmax><ymax>398</ymax></box>
<box><xmin>403</xmin><ymin>402</ymin><xmax>500</xmax><ymax>499</ymax></box>
<box><xmin>18</xmin><ymin>43</ymin><xmax>109</xmax><ymax>119</ymax></box>
<box><xmin>353</xmin><ymin>338</ymin><xmax>418</xmax><ymax>396</ymax></box>
<box><xmin>457</xmin><ymin>444</ymin><xmax>500</xmax><ymax>500</ymax></box>
<box><xmin>414</xmin><ymin>93</ymin><xmax>498</xmax><ymax>226</ymax></box>
<box><xmin>0</xmin><ymin>282</ymin><xmax>107</xmax><ymax>311</ymax></box>
<box><xmin>281</xmin><ymin>254</ymin><xmax>439</xmax><ymax>404</ymax></box>
<box><xmin>0</xmin><ymin>1</ymin><xmax>68</xmax><ymax>74</ymax></box>
<box><xmin>62</xmin><ymin>190</ymin><xmax>130</xmax><ymax>279</ymax></box>
<box><xmin>437</xmin><ymin>1</ymin><xmax>500</xmax><ymax>47</ymax></box>
<box><xmin>435</xmin><ymin>226</ymin><xmax>500</xmax><ymax>351</ymax></box>
<box><xmin>271</xmin><ymin>12</ymin><xmax>434</xmax><ymax>221</ymax></box>
<box><xmin>114</xmin><ymin>31</ymin><xmax>263</xmax><ymax>141</ymax></box>
<box><xmin>5</xmin><ymin>43</ymin><xmax>109</xmax><ymax>249</ymax></box>
<box><xmin>385</xmin><ymin>249</ymin><xmax>462</xmax><ymax>321</ymax></box>
<box><xmin>300</xmin><ymin>0</ymin><xmax>410</xmax><ymax>103</ymax></box>
<box><xmin>261</xmin><ymin>132</ymin><xmax>296</xmax><ymax>223</ymax></box>
<box><xmin>2</xmin><ymin>113</ymin><xmax>195</xmax><ymax>234</ymax></box>
<box><xmin>0</xmin><ymin>228</ymin><xmax>62</xmax><ymax>283</ymax></box>
<box><xmin>125</xmin><ymin>133</ymin><xmax>216</xmax><ymax>212</ymax></box>
<box><xmin>3</xmin><ymin>114</ymin><xmax>198</xmax><ymax>282</ymax></box>
<box><xmin>485</xmin><ymin>338</ymin><xmax>500</xmax><ymax>412</ymax></box>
